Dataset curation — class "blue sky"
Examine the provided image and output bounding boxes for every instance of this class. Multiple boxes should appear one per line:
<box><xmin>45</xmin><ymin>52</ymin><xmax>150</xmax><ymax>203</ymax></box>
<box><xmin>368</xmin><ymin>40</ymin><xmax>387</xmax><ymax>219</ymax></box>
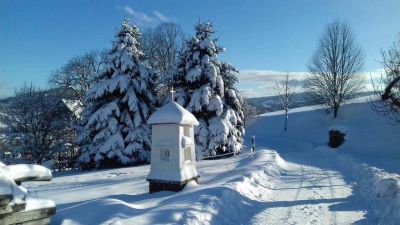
<box><xmin>0</xmin><ymin>0</ymin><xmax>399</xmax><ymax>98</ymax></box>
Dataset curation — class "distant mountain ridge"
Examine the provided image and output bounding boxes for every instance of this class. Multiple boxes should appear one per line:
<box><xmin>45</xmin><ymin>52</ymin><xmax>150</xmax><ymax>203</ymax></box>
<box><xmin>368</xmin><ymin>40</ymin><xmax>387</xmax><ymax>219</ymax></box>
<box><xmin>247</xmin><ymin>91</ymin><xmax>375</xmax><ymax>114</ymax></box>
<box><xmin>1</xmin><ymin>90</ymin><xmax>375</xmax><ymax>114</ymax></box>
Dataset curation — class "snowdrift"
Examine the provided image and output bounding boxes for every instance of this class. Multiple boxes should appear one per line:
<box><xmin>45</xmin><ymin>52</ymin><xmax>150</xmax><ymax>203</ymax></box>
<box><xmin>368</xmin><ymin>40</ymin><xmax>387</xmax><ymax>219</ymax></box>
<box><xmin>246</xmin><ymin>96</ymin><xmax>400</xmax><ymax>224</ymax></box>
<box><xmin>247</xmin><ymin>96</ymin><xmax>400</xmax><ymax>173</ymax></box>
<box><xmin>316</xmin><ymin>146</ymin><xmax>400</xmax><ymax>225</ymax></box>
<box><xmin>20</xmin><ymin>96</ymin><xmax>399</xmax><ymax>224</ymax></box>
<box><xmin>26</xmin><ymin>150</ymin><xmax>287</xmax><ymax>225</ymax></box>
<box><xmin>177</xmin><ymin>150</ymin><xmax>287</xmax><ymax>225</ymax></box>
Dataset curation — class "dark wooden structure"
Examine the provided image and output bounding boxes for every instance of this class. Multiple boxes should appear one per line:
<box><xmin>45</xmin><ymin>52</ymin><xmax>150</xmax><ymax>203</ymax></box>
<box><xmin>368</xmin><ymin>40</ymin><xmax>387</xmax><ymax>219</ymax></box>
<box><xmin>329</xmin><ymin>129</ymin><xmax>346</xmax><ymax>148</ymax></box>
<box><xmin>0</xmin><ymin>165</ymin><xmax>56</xmax><ymax>225</ymax></box>
<box><xmin>148</xmin><ymin>176</ymin><xmax>199</xmax><ymax>193</ymax></box>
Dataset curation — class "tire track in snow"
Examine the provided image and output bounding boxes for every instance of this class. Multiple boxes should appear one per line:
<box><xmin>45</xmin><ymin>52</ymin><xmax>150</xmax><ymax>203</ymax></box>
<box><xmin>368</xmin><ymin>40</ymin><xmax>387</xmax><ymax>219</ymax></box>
<box><xmin>282</xmin><ymin>166</ymin><xmax>305</xmax><ymax>225</ymax></box>
<box><xmin>286</xmin><ymin>165</ymin><xmax>326</xmax><ymax>225</ymax></box>
<box><xmin>324</xmin><ymin>169</ymin><xmax>337</xmax><ymax>225</ymax></box>
<box><xmin>250</xmin><ymin>161</ymin><xmax>351</xmax><ymax>225</ymax></box>
<box><xmin>250</xmin><ymin>163</ymin><xmax>317</xmax><ymax>225</ymax></box>
<box><xmin>228</xmin><ymin>148</ymin><xmax>367</xmax><ymax>225</ymax></box>
<box><xmin>302</xmin><ymin>166</ymin><xmax>335</xmax><ymax>225</ymax></box>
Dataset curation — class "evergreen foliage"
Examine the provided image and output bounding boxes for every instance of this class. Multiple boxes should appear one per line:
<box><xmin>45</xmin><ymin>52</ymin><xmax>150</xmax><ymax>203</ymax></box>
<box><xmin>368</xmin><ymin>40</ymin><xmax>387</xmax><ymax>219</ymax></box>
<box><xmin>173</xmin><ymin>22</ymin><xmax>244</xmax><ymax>157</ymax></box>
<box><xmin>77</xmin><ymin>19</ymin><xmax>156</xmax><ymax>169</ymax></box>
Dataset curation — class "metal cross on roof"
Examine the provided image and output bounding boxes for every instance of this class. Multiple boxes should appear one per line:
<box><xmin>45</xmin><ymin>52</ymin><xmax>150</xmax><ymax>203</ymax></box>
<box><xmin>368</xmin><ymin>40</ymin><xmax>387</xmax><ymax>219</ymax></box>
<box><xmin>170</xmin><ymin>87</ymin><xmax>176</xmax><ymax>101</ymax></box>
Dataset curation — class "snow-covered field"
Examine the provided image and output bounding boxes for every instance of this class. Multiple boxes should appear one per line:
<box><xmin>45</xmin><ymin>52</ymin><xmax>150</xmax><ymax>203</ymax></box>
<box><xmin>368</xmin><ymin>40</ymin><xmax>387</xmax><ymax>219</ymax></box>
<box><xmin>23</xmin><ymin>97</ymin><xmax>400</xmax><ymax>225</ymax></box>
<box><xmin>248</xmin><ymin>96</ymin><xmax>400</xmax><ymax>173</ymax></box>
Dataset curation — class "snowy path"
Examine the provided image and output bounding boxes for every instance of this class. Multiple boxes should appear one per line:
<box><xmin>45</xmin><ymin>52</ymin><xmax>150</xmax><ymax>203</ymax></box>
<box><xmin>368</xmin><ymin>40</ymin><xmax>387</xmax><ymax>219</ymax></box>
<box><xmin>249</xmin><ymin>158</ymin><xmax>365</xmax><ymax>225</ymax></box>
<box><xmin>16</xmin><ymin>99</ymin><xmax>400</xmax><ymax>224</ymax></box>
<box><xmin>23</xmin><ymin>150</ymin><xmax>370</xmax><ymax>225</ymax></box>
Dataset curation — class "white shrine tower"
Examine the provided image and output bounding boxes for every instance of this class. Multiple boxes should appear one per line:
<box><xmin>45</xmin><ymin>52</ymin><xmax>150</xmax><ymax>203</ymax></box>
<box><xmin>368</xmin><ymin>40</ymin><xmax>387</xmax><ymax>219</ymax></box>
<box><xmin>146</xmin><ymin>99</ymin><xmax>199</xmax><ymax>193</ymax></box>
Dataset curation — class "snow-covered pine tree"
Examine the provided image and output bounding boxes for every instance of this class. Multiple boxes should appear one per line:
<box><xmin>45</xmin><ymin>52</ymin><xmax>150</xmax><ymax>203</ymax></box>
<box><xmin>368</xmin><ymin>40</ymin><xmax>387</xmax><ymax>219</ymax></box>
<box><xmin>77</xmin><ymin>19</ymin><xmax>156</xmax><ymax>169</ymax></box>
<box><xmin>173</xmin><ymin>22</ymin><xmax>244</xmax><ymax>157</ymax></box>
<box><xmin>220</xmin><ymin>62</ymin><xmax>245</xmax><ymax>154</ymax></box>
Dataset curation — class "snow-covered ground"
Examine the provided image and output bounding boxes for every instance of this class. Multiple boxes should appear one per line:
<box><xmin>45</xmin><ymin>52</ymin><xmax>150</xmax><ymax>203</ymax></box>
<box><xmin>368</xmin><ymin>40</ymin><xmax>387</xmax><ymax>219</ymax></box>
<box><xmin>23</xmin><ymin>150</ymin><xmax>367</xmax><ymax>225</ymax></box>
<box><xmin>22</xmin><ymin>97</ymin><xmax>399</xmax><ymax>225</ymax></box>
<box><xmin>249</xmin><ymin>96</ymin><xmax>400</xmax><ymax>173</ymax></box>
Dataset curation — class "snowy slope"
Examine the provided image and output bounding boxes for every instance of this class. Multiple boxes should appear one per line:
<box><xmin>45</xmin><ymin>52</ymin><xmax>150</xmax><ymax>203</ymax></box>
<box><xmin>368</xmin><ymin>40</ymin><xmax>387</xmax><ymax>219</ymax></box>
<box><xmin>23</xmin><ymin>150</ymin><xmax>368</xmax><ymax>225</ymax></box>
<box><xmin>246</xmin><ymin>96</ymin><xmax>400</xmax><ymax>224</ymax></box>
<box><xmin>247</xmin><ymin>96</ymin><xmax>400</xmax><ymax>173</ymax></box>
<box><xmin>20</xmin><ymin>96</ymin><xmax>399</xmax><ymax>225</ymax></box>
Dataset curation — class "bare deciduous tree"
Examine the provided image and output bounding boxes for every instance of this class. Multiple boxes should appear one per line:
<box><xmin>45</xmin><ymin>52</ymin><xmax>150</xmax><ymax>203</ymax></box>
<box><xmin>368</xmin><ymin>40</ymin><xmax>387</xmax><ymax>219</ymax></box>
<box><xmin>273</xmin><ymin>73</ymin><xmax>297</xmax><ymax>131</ymax></box>
<box><xmin>0</xmin><ymin>84</ymin><xmax>73</xmax><ymax>164</ymax></box>
<box><xmin>142</xmin><ymin>22</ymin><xmax>185</xmax><ymax>103</ymax></box>
<box><xmin>306</xmin><ymin>20</ymin><xmax>365</xmax><ymax>118</ymax></box>
<box><xmin>370</xmin><ymin>36</ymin><xmax>400</xmax><ymax>123</ymax></box>
<box><xmin>242</xmin><ymin>98</ymin><xmax>258</xmax><ymax>120</ymax></box>
<box><xmin>48</xmin><ymin>50</ymin><xmax>108</xmax><ymax>104</ymax></box>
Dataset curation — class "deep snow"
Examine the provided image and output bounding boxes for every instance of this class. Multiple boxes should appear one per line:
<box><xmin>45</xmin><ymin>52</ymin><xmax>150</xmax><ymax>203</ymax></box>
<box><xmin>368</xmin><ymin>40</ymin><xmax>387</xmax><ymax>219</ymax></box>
<box><xmin>21</xmin><ymin>96</ymin><xmax>399</xmax><ymax>225</ymax></box>
<box><xmin>247</xmin><ymin>96</ymin><xmax>400</xmax><ymax>173</ymax></box>
<box><xmin>24</xmin><ymin>150</ymin><xmax>368</xmax><ymax>225</ymax></box>
<box><xmin>246</xmin><ymin>96</ymin><xmax>400</xmax><ymax>224</ymax></box>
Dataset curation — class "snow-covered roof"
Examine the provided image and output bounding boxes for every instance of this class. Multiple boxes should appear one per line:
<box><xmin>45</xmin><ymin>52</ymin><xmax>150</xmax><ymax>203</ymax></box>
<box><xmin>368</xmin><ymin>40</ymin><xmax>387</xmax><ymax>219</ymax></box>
<box><xmin>0</xmin><ymin>113</ymin><xmax>6</xmax><ymax>128</ymax></box>
<box><xmin>3</xmin><ymin>164</ymin><xmax>52</xmax><ymax>182</ymax></box>
<box><xmin>0</xmin><ymin>164</ymin><xmax>55</xmax><ymax>219</ymax></box>
<box><xmin>61</xmin><ymin>99</ymin><xmax>83</xmax><ymax>118</ymax></box>
<box><xmin>148</xmin><ymin>101</ymin><xmax>199</xmax><ymax>126</ymax></box>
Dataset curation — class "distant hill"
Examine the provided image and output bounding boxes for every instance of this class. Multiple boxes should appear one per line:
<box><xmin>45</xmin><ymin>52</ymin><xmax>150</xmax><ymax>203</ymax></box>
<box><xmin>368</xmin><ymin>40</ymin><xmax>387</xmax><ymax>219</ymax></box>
<box><xmin>246</xmin><ymin>91</ymin><xmax>375</xmax><ymax>114</ymax></box>
<box><xmin>0</xmin><ymin>98</ymin><xmax>12</xmax><ymax>113</ymax></box>
<box><xmin>0</xmin><ymin>87</ymin><xmax>79</xmax><ymax>113</ymax></box>
<box><xmin>0</xmin><ymin>90</ymin><xmax>375</xmax><ymax>114</ymax></box>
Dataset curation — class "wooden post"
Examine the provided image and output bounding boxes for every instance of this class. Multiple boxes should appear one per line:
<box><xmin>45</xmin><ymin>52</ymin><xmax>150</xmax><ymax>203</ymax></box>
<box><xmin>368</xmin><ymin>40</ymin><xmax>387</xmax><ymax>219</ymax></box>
<box><xmin>251</xmin><ymin>135</ymin><xmax>256</xmax><ymax>153</ymax></box>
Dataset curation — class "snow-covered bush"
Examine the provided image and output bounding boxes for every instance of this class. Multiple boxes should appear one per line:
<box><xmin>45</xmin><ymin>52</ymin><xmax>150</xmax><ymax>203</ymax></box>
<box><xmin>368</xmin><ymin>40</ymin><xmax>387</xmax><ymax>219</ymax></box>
<box><xmin>172</xmin><ymin>22</ymin><xmax>245</xmax><ymax>157</ymax></box>
<box><xmin>315</xmin><ymin>146</ymin><xmax>400</xmax><ymax>225</ymax></box>
<box><xmin>328</xmin><ymin>129</ymin><xmax>346</xmax><ymax>148</ymax></box>
<box><xmin>77</xmin><ymin>19</ymin><xmax>156</xmax><ymax>169</ymax></box>
<box><xmin>328</xmin><ymin>125</ymin><xmax>349</xmax><ymax>148</ymax></box>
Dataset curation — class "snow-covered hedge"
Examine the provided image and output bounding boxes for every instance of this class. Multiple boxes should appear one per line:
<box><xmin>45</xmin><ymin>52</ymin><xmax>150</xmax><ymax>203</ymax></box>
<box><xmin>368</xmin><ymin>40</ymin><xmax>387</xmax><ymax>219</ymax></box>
<box><xmin>315</xmin><ymin>146</ymin><xmax>400</xmax><ymax>225</ymax></box>
<box><xmin>0</xmin><ymin>163</ymin><xmax>54</xmax><ymax>209</ymax></box>
<box><xmin>4</xmin><ymin>164</ymin><xmax>52</xmax><ymax>182</ymax></box>
<box><xmin>179</xmin><ymin>150</ymin><xmax>286</xmax><ymax>224</ymax></box>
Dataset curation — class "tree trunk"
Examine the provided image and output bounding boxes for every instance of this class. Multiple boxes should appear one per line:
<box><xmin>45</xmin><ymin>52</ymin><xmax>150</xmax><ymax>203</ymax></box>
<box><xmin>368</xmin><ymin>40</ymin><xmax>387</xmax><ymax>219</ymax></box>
<box><xmin>333</xmin><ymin>106</ymin><xmax>339</xmax><ymax>118</ymax></box>
<box><xmin>284</xmin><ymin>110</ymin><xmax>288</xmax><ymax>131</ymax></box>
<box><xmin>382</xmin><ymin>75</ymin><xmax>400</xmax><ymax>108</ymax></box>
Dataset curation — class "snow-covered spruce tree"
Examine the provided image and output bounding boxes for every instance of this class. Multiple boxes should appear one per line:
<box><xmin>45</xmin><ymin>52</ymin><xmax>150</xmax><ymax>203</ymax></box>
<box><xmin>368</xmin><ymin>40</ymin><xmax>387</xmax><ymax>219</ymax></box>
<box><xmin>220</xmin><ymin>62</ymin><xmax>245</xmax><ymax>154</ymax></box>
<box><xmin>77</xmin><ymin>19</ymin><xmax>156</xmax><ymax>169</ymax></box>
<box><xmin>173</xmin><ymin>22</ymin><xmax>244</xmax><ymax>157</ymax></box>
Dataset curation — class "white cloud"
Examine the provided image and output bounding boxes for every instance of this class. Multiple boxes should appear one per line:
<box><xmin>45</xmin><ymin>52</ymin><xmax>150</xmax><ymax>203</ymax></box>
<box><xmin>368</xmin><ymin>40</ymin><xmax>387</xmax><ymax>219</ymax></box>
<box><xmin>123</xmin><ymin>5</ymin><xmax>134</xmax><ymax>15</ymax></box>
<box><xmin>237</xmin><ymin>70</ymin><xmax>309</xmax><ymax>97</ymax></box>
<box><xmin>239</xmin><ymin>88</ymin><xmax>263</xmax><ymax>98</ymax></box>
<box><xmin>119</xmin><ymin>6</ymin><xmax>173</xmax><ymax>25</ymax></box>
<box><xmin>153</xmin><ymin>11</ymin><xmax>169</xmax><ymax>22</ymax></box>
<box><xmin>123</xmin><ymin>6</ymin><xmax>154</xmax><ymax>23</ymax></box>
<box><xmin>363</xmin><ymin>69</ymin><xmax>386</xmax><ymax>92</ymax></box>
<box><xmin>239</xmin><ymin>70</ymin><xmax>308</xmax><ymax>83</ymax></box>
<box><xmin>237</xmin><ymin>69</ymin><xmax>384</xmax><ymax>98</ymax></box>
<box><xmin>239</xmin><ymin>70</ymin><xmax>309</xmax><ymax>86</ymax></box>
